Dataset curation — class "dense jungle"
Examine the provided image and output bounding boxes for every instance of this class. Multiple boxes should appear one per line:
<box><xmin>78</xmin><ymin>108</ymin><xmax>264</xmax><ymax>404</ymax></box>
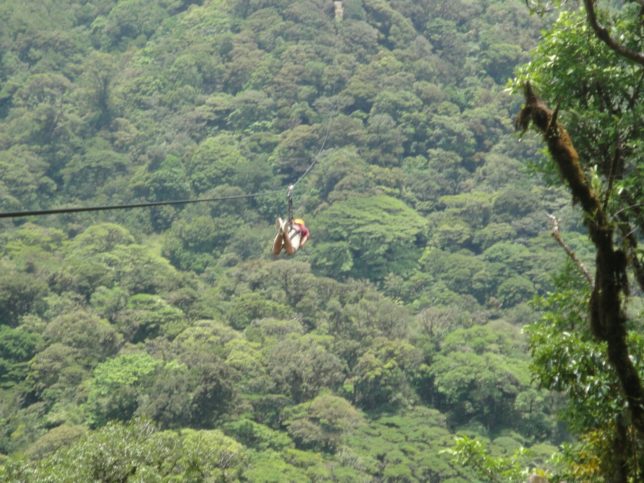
<box><xmin>0</xmin><ymin>0</ymin><xmax>642</xmax><ymax>481</ymax></box>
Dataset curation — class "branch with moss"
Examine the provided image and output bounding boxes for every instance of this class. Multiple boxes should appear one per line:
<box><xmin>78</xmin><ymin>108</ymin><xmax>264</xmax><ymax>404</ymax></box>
<box><xmin>516</xmin><ymin>82</ymin><xmax>644</xmax><ymax>437</ymax></box>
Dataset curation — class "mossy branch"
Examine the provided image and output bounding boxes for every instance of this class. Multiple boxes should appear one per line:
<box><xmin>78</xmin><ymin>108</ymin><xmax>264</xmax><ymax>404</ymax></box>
<box><xmin>517</xmin><ymin>82</ymin><xmax>644</xmax><ymax>437</ymax></box>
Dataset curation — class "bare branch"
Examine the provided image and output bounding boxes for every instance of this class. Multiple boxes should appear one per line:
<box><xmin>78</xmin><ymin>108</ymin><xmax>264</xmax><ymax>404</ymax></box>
<box><xmin>547</xmin><ymin>214</ymin><xmax>594</xmax><ymax>286</ymax></box>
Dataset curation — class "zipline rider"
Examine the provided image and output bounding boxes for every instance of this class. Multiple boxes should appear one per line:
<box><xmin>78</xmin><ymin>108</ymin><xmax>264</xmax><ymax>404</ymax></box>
<box><xmin>272</xmin><ymin>185</ymin><xmax>310</xmax><ymax>256</ymax></box>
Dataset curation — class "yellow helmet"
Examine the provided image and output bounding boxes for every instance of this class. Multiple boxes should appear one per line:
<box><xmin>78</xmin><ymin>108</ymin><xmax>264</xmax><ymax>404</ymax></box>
<box><xmin>293</xmin><ymin>218</ymin><xmax>305</xmax><ymax>225</ymax></box>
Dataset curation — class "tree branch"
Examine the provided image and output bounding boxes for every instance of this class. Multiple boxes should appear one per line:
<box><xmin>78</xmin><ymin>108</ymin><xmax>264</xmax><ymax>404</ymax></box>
<box><xmin>616</xmin><ymin>211</ymin><xmax>644</xmax><ymax>292</ymax></box>
<box><xmin>547</xmin><ymin>214</ymin><xmax>594</xmax><ymax>286</ymax></box>
<box><xmin>517</xmin><ymin>82</ymin><xmax>644</xmax><ymax>437</ymax></box>
<box><xmin>583</xmin><ymin>0</ymin><xmax>644</xmax><ymax>66</ymax></box>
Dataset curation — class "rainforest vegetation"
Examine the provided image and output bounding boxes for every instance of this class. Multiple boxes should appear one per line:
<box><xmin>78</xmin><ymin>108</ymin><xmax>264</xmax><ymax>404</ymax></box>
<box><xmin>0</xmin><ymin>0</ymin><xmax>642</xmax><ymax>481</ymax></box>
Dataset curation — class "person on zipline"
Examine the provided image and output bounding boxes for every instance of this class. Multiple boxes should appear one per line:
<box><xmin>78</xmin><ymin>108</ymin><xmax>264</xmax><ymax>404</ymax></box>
<box><xmin>273</xmin><ymin>217</ymin><xmax>310</xmax><ymax>255</ymax></box>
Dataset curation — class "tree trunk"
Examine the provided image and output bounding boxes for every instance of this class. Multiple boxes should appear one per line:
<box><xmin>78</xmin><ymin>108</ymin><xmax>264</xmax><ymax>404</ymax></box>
<box><xmin>516</xmin><ymin>83</ymin><xmax>644</xmax><ymax>437</ymax></box>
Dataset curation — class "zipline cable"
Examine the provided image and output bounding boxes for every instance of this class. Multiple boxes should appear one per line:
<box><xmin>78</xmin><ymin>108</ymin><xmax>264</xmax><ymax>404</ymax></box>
<box><xmin>0</xmin><ymin>102</ymin><xmax>337</xmax><ymax>220</ymax></box>
<box><xmin>0</xmin><ymin>8</ymin><xmax>343</xmax><ymax>222</ymax></box>
<box><xmin>288</xmin><ymin>8</ymin><xmax>343</xmax><ymax>194</ymax></box>
<box><xmin>0</xmin><ymin>126</ymin><xmax>332</xmax><ymax>220</ymax></box>
<box><xmin>290</xmin><ymin>113</ymin><xmax>333</xmax><ymax>190</ymax></box>
<box><xmin>0</xmin><ymin>189</ymin><xmax>284</xmax><ymax>220</ymax></box>
<box><xmin>0</xmin><ymin>129</ymin><xmax>333</xmax><ymax>219</ymax></box>
<box><xmin>0</xmin><ymin>110</ymin><xmax>330</xmax><ymax>221</ymax></box>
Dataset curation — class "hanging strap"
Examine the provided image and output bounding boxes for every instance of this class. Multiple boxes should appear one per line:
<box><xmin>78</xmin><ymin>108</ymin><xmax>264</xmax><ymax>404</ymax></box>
<box><xmin>287</xmin><ymin>184</ymin><xmax>294</xmax><ymax>224</ymax></box>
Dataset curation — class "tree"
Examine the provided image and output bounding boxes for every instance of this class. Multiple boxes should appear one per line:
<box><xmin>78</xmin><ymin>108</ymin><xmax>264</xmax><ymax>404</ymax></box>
<box><xmin>308</xmin><ymin>147</ymin><xmax>372</xmax><ymax>202</ymax></box>
<box><xmin>513</xmin><ymin>1</ymin><xmax>644</xmax><ymax>479</ymax></box>
<box><xmin>65</xmin><ymin>223</ymin><xmax>135</xmax><ymax>255</ymax></box>
<box><xmin>0</xmin><ymin>325</ymin><xmax>42</xmax><ymax>386</ymax></box>
<box><xmin>527</xmin><ymin>265</ymin><xmax>643</xmax><ymax>480</ymax></box>
<box><xmin>78</xmin><ymin>52</ymin><xmax>119</xmax><ymax>129</ymax></box>
<box><xmin>135</xmin><ymin>361</ymin><xmax>193</xmax><ymax>428</ymax></box>
<box><xmin>0</xmin><ymin>420</ymin><xmax>247</xmax><ymax>482</ymax></box>
<box><xmin>223</xmin><ymin>418</ymin><xmax>293</xmax><ymax>452</ymax></box>
<box><xmin>187</xmin><ymin>356</ymin><xmax>238</xmax><ymax>428</ymax></box>
<box><xmin>10</xmin><ymin>73</ymin><xmax>73</xmax><ymax>143</ymax></box>
<box><xmin>342</xmin><ymin>408</ymin><xmax>464</xmax><ymax>481</ymax></box>
<box><xmin>350</xmin><ymin>337</ymin><xmax>425</xmax><ymax>410</ymax></box>
<box><xmin>446</xmin><ymin>435</ymin><xmax>540</xmax><ymax>483</ymax></box>
<box><xmin>167</xmin><ymin>320</ymin><xmax>239</xmax><ymax>427</ymax></box>
<box><xmin>240</xmin><ymin>450</ymin><xmax>311</xmax><ymax>483</ymax></box>
<box><xmin>114</xmin><ymin>294</ymin><xmax>186</xmax><ymax>342</ymax></box>
<box><xmin>187</xmin><ymin>133</ymin><xmax>254</xmax><ymax>193</ymax></box>
<box><xmin>92</xmin><ymin>0</ymin><xmax>167</xmax><ymax>49</ymax></box>
<box><xmin>364</xmin><ymin>112</ymin><xmax>405</xmax><ymax>166</ymax></box>
<box><xmin>225</xmin><ymin>292</ymin><xmax>293</xmax><ymax>330</ymax></box>
<box><xmin>0</xmin><ymin>264</ymin><xmax>47</xmax><ymax>326</ymax></box>
<box><xmin>24</xmin><ymin>424</ymin><xmax>86</xmax><ymax>460</ymax></box>
<box><xmin>43</xmin><ymin>309</ymin><xmax>121</xmax><ymax>364</ymax></box>
<box><xmin>311</xmin><ymin>194</ymin><xmax>427</xmax><ymax>280</ymax></box>
<box><xmin>283</xmin><ymin>394</ymin><xmax>363</xmax><ymax>452</ymax></box>
<box><xmin>85</xmin><ymin>353</ymin><xmax>160</xmax><ymax>427</ymax></box>
<box><xmin>26</xmin><ymin>342</ymin><xmax>87</xmax><ymax>408</ymax></box>
<box><xmin>61</xmin><ymin>138</ymin><xmax>129</xmax><ymax>198</ymax></box>
<box><xmin>270</xmin><ymin>124</ymin><xmax>320</xmax><ymax>178</ymax></box>
<box><xmin>53</xmin><ymin>223</ymin><xmax>181</xmax><ymax>299</ymax></box>
<box><xmin>532</xmin><ymin>0</ymin><xmax>644</xmax><ymax>67</ymax></box>
<box><xmin>263</xmin><ymin>334</ymin><xmax>346</xmax><ymax>404</ymax></box>
<box><xmin>162</xmin><ymin>213</ymin><xmax>221</xmax><ymax>272</ymax></box>
<box><xmin>0</xmin><ymin>146</ymin><xmax>55</xmax><ymax>210</ymax></box>
<box><xmin>431</xmin><ymin>323</ymin><xmax>531</xmax><ymax>432</ymax></box>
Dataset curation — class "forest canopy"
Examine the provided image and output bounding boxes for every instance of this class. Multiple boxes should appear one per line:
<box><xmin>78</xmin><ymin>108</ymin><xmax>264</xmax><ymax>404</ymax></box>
<box><xmin>0</xmin><ymin>0</ymin><xmax>641</xmax><ymax>481</ymax></box>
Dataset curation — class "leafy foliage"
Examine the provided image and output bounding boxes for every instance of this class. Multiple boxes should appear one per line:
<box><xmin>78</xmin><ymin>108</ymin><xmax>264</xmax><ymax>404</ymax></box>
<box><xmin>508</xmin><ymin>1</ymin><xmax>644</xmax><ymax>480</ymax></box>
<box><xmin>312</xmin><ymin>194</ymin><xmax>427</xmax><ymax>280</ymax></box>
<box><xmin>0</xmin><ymin>420</ymin><xmax>247</xmax><ymax>482</ymax></box>
<box><xmin>0</xmin><ymin>0</ymin><xmax>597</xmax><ymax>480</ymax></box>
<box><xmin>527</xmin><ymin>266</ymin><xmax>644</xmax><ymax>480</ymax></box>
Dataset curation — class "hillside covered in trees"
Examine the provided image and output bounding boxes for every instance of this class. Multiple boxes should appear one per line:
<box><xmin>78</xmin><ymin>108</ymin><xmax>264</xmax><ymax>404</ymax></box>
<box><xmin>0</xmin><ymin>0</ymin><xmax>642</xmax><ymax>481</ymax></box>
